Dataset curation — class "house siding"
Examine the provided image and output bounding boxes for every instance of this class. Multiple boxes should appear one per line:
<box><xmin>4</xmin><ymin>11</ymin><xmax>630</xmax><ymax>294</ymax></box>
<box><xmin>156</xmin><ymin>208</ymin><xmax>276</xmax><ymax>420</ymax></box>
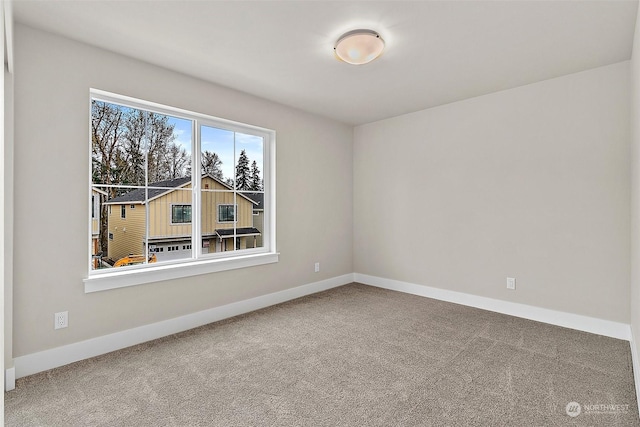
<box><xmin>106</xmin><ymin>177</ymin><xmax>257</xmax><ymax>262</ymax></box>
<box><xmin>149</xmin><ymin>188</ymin><xmax>192</xmax><ymax>238</ymax></box>
<box><xmin>253</xmin><ymin>211</ymin><xmax>264</xmax><ymax>247</ymax></box>
<box><xmin>107</xmin><ymin>204</ymin><xmax>146</xmax><ymax>261</ymax></box>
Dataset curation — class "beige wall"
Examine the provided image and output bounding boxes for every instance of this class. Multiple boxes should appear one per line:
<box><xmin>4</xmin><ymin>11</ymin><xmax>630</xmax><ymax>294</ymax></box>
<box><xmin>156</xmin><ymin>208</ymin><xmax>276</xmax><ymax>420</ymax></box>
<box><xmin>11</xmin><ymin>25</ymin><xmax>353</xmax><ymax>357</ymax></box>
<box><xmin>630</xmin><ymin>3</ymin><xmax>640</xmax><ymax>374</ymax></box>
<box><xmin>354</xmin><ymin>61</ymin><xmax>630</xmax><ymax>323</ymax></box>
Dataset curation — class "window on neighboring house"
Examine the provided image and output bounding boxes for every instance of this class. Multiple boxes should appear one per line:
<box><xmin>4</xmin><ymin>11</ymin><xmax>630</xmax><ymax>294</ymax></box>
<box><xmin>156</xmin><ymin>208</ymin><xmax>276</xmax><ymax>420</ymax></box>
<box><xmin>218</xmin><ymin>204</ymin><xmax>236</xmax><ymax>223</ymax></box>
<box><xmin>171</xmin><ymin>205</ymin><xmax>192</xmax><ymax>224</ymax></box>
<box><xmin>91</xmin><ymin>196</ymin><xmax>96</xmax><ymax>219</ymax></box>
<box><xmin>87</xmin><ymin>90</ymin><xmax>277</xmax><ymax>291</ymax></box>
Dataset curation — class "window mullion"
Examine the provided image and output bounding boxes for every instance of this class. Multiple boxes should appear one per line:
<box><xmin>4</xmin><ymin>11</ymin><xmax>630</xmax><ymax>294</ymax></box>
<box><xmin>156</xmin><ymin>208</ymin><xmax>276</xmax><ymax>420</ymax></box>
<box><xmin>193</xmin><ymin>120</ymin><xmax>201</xmax><ymax>260</ymax></box>
<box><xmin>233</xmin><ymin>132</ymin><xmax>237</xmax><ymax>252</ymax></box>
<box><xmin>144</xmin><ymin>117</ymin><xmax>150</xmax><ymax>266</ymax></box>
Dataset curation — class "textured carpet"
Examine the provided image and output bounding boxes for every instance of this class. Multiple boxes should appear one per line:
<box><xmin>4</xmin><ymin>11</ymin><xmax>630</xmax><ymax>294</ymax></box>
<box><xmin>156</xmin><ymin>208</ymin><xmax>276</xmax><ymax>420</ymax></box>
<box><xmin>5</xmin><ymin>283</ymin><xmax>639</xmax><ymax>426</ymax></box>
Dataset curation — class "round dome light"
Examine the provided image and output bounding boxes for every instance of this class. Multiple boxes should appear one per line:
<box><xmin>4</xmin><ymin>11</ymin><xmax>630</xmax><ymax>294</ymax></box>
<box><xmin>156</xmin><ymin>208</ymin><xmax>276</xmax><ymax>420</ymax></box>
<box><xmin>334</xmin><ymin>29</ymin><xmax>385</xmax><ymax>65</ymax></box>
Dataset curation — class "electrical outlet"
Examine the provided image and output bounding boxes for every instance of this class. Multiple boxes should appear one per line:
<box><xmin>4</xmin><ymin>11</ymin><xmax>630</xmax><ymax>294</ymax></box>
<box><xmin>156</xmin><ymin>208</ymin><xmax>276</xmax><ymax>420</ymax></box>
<box><xmin>54</xmin><ymin>311</ymin><xmax>68</xmax><ymax>330</ymax></box>
<box><xmin>314</xmin><ymin>262</ymin><xmax>320</xmax><ymax>273</ymax></box>
<box><xmin>506</xmin><ymin>277</ymin><xmax>516</xmax><ymax>290</ymax></box>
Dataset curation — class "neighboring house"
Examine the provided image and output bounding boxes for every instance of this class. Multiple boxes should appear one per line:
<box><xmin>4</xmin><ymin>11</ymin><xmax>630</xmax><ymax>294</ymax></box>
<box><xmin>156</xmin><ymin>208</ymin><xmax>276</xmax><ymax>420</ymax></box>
<box><xmin>91</xmin><ymin>187</ymin><xmax>108</xmax><ymax>268</ymax></box>
<box><xmin>104</xmin><ymin>174</ymin><xmax>260</xmax><ymax>263</ymax></box>
<box><xmin>244</xmin><ymin>192</ymin><xmax>264</xmax><ymax>248</ymax></box>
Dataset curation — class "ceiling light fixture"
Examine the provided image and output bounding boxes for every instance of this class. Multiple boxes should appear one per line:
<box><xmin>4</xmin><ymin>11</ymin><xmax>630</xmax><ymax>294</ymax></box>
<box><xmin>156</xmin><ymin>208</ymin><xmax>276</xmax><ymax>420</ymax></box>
<box><xmin>334</xmin><ymin>29</ymin><xmax>385</xmax><ymax>65</ymax></box>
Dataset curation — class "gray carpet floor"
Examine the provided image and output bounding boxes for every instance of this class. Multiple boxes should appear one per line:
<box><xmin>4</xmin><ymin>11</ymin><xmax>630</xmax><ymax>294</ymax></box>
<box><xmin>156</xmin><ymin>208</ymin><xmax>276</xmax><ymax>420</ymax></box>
<box><xmin>5</xmin><ymin>283</ymin><xmax>639</xmax><ymax>426</ymax></box>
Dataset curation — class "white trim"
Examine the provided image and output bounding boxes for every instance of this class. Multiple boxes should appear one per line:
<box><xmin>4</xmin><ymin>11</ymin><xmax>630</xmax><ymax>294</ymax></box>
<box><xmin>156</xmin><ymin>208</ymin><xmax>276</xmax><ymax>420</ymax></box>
<box><xmin>630</xmin><ymin>326</ymin><xmax>640</xmax><ymax>415</ymax></box>
<box><xmin>5</xmin><ymin>367</ymin><xmax>14</xmax><ymax>391</ymax></box>
<box><xmin>355</xmin><ymin>273</ymin><xmax>631</xmax><ymax>340</ymax></box>
<box><xmin>85</xmin><ymin>251</ymin><xmax>280</xmax><ymax>292</ymax></box>
<box><xmin>16</xmin><ymin>273</ymin><xmax>354</xmax><ymax>379</ymax></box>
<box><xmin>89</xmin><ymin>90</ymin><xmax>275</xmax><ymax>290</ymax></box>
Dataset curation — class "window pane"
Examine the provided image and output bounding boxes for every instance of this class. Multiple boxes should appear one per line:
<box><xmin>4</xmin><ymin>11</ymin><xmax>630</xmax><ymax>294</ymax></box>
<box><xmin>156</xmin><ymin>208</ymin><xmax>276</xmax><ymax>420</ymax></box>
<box><xmin>235</xmin><ymin>133</ymin><xmax>263</xmax><ymax>250</ymax></box>
<box><xmin>234</xmin><ymin>133</ymin><xmax>263</xmax><ymax>191</ymax></box>
<box><xmin>90</xmin><ymin>186</ymin><xmax>109</xmax><ymax>270</ymax></box>
<box><xmin>239</xmin><ymin>191</ymin><xmax>264</xmax><ymax>249</ymax></box>
<box><xmin>91</xmin><ymin>100</ymin><xmax>192</xmax><ymax>187</ymax></box>
<box><xmin>218</xmin><ymin>205</ymin><xmax>235</xmax><ymax>222</ymax></box>
<box><xmin>91</xmin><ymin>98</ymin><xmax>195</xmax><ymax>271</ymax></box>
<box><xmin>148</xmin><ymin>188</ymin><xmax>193</xmax><ymax>263</ymax></box>
<box><xmin>171</xmin><ymin>205</ymin><xmax>192</xmax><ymax>224</ymax></box>
<box><xmin>90</xmin><ymin>92</ymin><xmax>273</xmax><ymax>279</ymax></box>
<box><xmin>201</xmin><ymin>125</ymin><xmax>235</xmax><ymax>188</ymax></box>
<box><xmin>91</xmin><ymin>185</ymin><xmax>150</xmax><ymax>270</ymax></box>
<box><xmin>201</xmin><ymin>189</ymin><xmax>238</xmax><ymax>253</ymax></box>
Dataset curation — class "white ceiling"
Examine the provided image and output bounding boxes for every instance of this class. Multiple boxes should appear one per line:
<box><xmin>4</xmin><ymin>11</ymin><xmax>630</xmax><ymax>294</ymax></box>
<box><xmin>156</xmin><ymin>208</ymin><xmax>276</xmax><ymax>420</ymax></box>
<box><xmin>11</xmin><ymin>0</ymin><xmax>639</xmax><ymax>125</ymax></box>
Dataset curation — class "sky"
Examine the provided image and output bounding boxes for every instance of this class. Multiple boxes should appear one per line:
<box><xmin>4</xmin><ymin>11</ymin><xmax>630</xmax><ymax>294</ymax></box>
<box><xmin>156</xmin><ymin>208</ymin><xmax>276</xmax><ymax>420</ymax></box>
<box><xmin>169</xmin><ymin>116</ymin><xmax>264</xmax><ymax>182</ymax></box>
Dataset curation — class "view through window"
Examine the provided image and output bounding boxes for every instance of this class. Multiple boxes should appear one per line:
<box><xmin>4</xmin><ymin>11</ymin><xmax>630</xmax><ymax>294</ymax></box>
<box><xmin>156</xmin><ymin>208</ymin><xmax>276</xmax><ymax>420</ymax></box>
<box><xmin>90</xmin><ymin>92</ymin><xmax>271</xmax><ymax>273</ymax></box>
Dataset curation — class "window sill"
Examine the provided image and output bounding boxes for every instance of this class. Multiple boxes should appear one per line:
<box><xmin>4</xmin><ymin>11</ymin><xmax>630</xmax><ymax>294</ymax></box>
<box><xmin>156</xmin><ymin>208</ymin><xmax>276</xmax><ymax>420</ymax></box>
<box><xmin>84</xmin><ymin>252</ymin><xmax>279</xmax><ymax>293</ymax></box>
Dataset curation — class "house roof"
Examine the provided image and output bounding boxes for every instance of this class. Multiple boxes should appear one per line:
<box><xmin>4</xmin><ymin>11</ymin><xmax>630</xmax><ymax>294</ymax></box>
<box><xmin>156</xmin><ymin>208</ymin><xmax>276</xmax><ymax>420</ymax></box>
<box><xmin>215</xmin><ymin>227</ymin><xmax>261</xmax><ymax>237</ymax></box>
<box><xmin>243</xmin><ymin>192</ymin><xmax>263</xmax><ymax>210</ymax></box>
<box><xmin>104</xmin><ymin>176</ymin><xmax>191</xmax><ymax>205</ymax></box>
<box><xmin>104</xmin><ymin>175</ymin><xmax>259</xmax><ymax>206</ymax></box>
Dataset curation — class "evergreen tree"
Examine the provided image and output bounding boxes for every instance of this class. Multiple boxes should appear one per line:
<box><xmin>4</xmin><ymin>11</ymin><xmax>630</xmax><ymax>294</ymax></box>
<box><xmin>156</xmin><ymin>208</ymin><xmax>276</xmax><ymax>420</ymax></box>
<box><xmin>249</xmin><ymin>160</ymin><xmax>262</xmax><ymax>191</ymax></box>
<box><xmin>235</xmin><ymin>149</ymin><xmax>251</xmax><ymax>190</ymax></box>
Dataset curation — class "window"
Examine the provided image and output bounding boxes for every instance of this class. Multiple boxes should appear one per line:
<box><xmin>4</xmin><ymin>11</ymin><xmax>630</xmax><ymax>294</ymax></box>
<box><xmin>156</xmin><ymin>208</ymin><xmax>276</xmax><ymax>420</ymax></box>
<box><xmin>91</xmin><ymin>196</ymin><xmax>96</xmax><ymax>219</ymax></box>
<box><xmin>218</xmin><ymin>205</ymin><xmax>236</xmax><ymax>223</ymax></box>
<box><xmin>171</xmin><ymin>205</ymin><xmax>192</xmax><ymax>224</ymax></box>
<box><xmin>87</xmin><ymin>90</ymin><xmax>277</xmax><ymax>291</ymax></box>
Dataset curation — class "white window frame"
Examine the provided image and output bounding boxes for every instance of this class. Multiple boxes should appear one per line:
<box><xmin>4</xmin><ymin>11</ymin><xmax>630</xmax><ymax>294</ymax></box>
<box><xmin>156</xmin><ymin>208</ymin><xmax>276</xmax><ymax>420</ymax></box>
<box><xmin>85</xmin><ymin>89</ymin><xmax>278</xmax><ymax>293</ymax></box>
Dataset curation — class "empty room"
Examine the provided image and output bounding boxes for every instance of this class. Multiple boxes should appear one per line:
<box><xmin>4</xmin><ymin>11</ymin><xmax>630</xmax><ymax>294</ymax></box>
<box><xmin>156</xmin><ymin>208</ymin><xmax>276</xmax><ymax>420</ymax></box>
<box><xmin>3</xmin><ymin>0</ymin><xmax>640</xmax><ymax>425</ymax></box>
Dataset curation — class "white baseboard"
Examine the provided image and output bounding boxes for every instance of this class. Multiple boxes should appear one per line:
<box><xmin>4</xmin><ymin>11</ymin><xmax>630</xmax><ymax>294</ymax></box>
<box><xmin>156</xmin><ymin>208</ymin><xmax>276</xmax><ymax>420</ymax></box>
<box><xmin>12</xmin><ymin>273</ymin><xmax>354</xmax><ymax>380</ymax></box>
<box><xmin>630</xmin><ymin>326</ymin><xmax>640</xmax><ymax>415</ymax></box>
<box><xmin>10</xmin><ymin>272</ymin><xmax>632</xmax><ymax>382</ymax></box>
<box><xmin>354</xmin><ymin>273</ymin><xmax>631</xmax><ymax>341</ymax></box>
<box><xmin>5</xmin><ymin>366</ymin><xmax>15</xmax><ymax>391</ymax></box>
